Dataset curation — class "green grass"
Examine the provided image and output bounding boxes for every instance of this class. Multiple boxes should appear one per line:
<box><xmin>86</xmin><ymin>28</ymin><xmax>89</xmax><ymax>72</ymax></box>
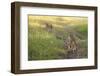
<box><xmin>28</xmin><ymin>16</ymin><xmax>88</xmax><ymax>60</ymax></box>
<box><xmin>28</xmin><ymin>26</ymin><xmax>65</xmax><ymax>60</ymax></box>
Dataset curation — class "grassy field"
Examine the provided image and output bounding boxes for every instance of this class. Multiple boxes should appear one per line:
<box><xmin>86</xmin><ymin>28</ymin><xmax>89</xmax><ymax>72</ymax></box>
<box><xmin>28</xmin><ymin>15</ymin><xmax>88</xmax><ymax>60</ymax></box>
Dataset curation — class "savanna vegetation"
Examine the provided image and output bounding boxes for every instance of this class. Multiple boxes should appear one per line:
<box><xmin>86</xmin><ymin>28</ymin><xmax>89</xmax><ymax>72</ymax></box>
<box><xmin>28</xmin><ymin>15</ymin><xmax>88</xmax><ymax>60</ymax></box>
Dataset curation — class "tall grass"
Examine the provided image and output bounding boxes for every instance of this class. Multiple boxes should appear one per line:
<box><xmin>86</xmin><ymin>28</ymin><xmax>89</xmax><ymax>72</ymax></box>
<box><xmin>28</xmin><ymin>15</ymin><xmax>88</xmax><ymax>60</ymax></box>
